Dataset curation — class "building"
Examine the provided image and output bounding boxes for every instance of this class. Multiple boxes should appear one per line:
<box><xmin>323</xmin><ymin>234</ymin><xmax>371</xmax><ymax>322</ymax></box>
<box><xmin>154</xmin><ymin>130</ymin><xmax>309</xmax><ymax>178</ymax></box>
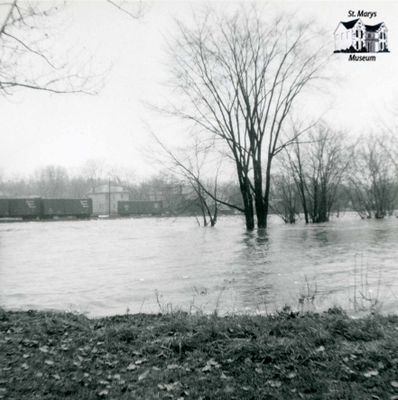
<box><xmin>334</xmin><ymin>19</ymin><xmax>388</xmax><ymax>53</ymax></box>
<box><xmin>87</xmin><ymin>184</ymin><xmax>130</xmax><ymax>216</ymax></box>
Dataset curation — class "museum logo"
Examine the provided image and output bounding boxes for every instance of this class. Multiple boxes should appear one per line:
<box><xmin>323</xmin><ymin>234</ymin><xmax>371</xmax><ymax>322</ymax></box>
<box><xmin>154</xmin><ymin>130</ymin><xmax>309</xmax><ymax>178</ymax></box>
<box><xmin>334</xmin><ymin>11</ymin><xmax>389</xmax><ymax>61</ymax></box>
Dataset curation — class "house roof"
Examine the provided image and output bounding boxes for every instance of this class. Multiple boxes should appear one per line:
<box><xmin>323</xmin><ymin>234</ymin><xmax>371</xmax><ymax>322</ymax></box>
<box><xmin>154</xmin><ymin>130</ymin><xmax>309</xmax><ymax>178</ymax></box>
<box><xmin>365</xmin><ymin>23</ymin><xmax>384</xmax><ymax>32</ymax></box>
<box><xmin>341</xmin><ymin>19</ymin><xmax>360</xmax><ymax>29</ymax></box>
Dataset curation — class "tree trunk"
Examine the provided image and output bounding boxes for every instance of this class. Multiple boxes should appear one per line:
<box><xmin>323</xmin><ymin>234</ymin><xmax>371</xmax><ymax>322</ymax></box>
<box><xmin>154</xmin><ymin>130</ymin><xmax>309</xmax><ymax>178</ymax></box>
<box><xmin>253</xmin><ymin>159</ymin><xmax>266</xmax><ymax>228</ymax></box>
<box><xmin>240</xmin><ymin>179</ymin><xmax>255</xmax><ymax>230</ymax></box>
<box><xmin>261</xmin><ymin>158</ymin><xmax>273</xmax><ymax>229</ymax></box>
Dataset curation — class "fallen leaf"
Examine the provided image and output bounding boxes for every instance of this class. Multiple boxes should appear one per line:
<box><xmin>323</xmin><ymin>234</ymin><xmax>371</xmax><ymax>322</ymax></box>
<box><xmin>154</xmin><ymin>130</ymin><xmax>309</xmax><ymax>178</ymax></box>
<box><xmin>138</xmin><ymin>369</ymin><xmax>150</xmax><ymax>381</ymax></box>
<box><xmin>316</xmin><ymin>346</ymin><xmax>325</xmax><ymax>352</ymax></box>
<box><xmin>98</xmin><ymin>390</ymin><xmax>108</xmax><ymax>397</ymax></box>
<box><xmin>391</xmin><ymin>381</ymin><xmax>398</xmax><ymax>388</ymax></box>
<box><xmin>364</xmin><ymin>370</ymin><xmax>379</xmax><ymax>378</ymax></box>
<box><xmin>44</xmin><ymin>360</ymin><xmax>54</xmax><ymax>366</ymax></box>
<box><xmin>208</xmin><ymin>359</ymin><xmax>220</xmax><ymax>368</ymax></box>
<box><xmin>160</xmin><ymin>382</ymin><xmax>180</xmax><ymax>391</ymax></box>
<box><xmin>126</xmin><ymin>363</ymin><xmax>137</xmax><ymax>371</ymax></box>
<box><xmin>266</xmin><ymin>380</ymin><xmax>282</xmax><ymax>388</ymax></box>
<box><xmin>224</xmin><ymin>385</ymin><xmax>234</xmax><ymax>394</ymax></box>
<box><xmin>21</xmin><ymin>363</ymin><xmax>29</xmax><ymax>370</ymax></box>
<box><xmin>39</xmin><ymin>346</ymin><xmax>49</xmax><ymax>353</ymax></box>
<box><xmin>167</xmin><ymin>364</ymin><xmax>180</xmax><ymax>370</ymax></box>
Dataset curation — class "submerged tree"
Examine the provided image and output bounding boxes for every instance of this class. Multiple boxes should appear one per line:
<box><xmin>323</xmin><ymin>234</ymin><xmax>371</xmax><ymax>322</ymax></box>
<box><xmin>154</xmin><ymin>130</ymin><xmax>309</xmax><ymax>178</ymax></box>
<box><xmin>151</xmin><ymin>133</ymin><xmax>236</xmax><ymax>227</ymax></box>
<box><xmin>270</xmin><ymin>172</ymin><xmax>300</xmax><ymax>224</ymax></box>
<box><xmin>167</xmin><ymin>7</ymin><xmax>327</xmax><ymax>229</ymax></box>
<box><xmin>348</xmin><ymin>135</ymin><xmax>397</xmax><ymax>219</ymax></box>
<box><xmin>283</xmin><ymin>124</ymin><xmax>350</xmax><ymax>223</ymax></box>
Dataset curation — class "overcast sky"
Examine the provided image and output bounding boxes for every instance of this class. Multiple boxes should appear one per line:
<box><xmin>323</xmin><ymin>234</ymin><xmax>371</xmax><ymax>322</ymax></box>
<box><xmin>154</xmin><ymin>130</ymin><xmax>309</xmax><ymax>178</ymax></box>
<box><xmin>1</xmin><ymin>0</ymin><xmax>397</xmax><ymax>180</ymax></box>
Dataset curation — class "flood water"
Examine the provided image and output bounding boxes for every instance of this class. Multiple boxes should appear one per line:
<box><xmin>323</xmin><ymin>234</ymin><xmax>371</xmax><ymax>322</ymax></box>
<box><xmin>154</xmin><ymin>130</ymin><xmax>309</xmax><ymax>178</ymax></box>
<box><xmin>0</xmin><ymin>214</ymin><xmax>397</xmax><ymax>317</ymax></box>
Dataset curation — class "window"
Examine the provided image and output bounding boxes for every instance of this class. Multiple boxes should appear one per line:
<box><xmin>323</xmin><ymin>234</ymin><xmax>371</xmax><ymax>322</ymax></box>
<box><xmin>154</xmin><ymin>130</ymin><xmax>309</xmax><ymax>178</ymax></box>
<box><xmin>356</xmin><ymin>30</ymin><xmax>359</xmax><ymax>38</ymax></box>
<box><xmin>381</xmin><ymin>42</ymin><xmax>384</xmax><ymax>50</ymax></box>
<box><xmin>356</xmin><ymin>42</ymin><xmax>359</xmax><ymax>50</ymax></box>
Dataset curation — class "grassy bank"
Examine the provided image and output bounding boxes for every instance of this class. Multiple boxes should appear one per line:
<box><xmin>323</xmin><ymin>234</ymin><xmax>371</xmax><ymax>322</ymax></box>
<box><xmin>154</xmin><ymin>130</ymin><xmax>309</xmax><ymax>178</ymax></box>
<box><xmin>1</xmin><ymin>308</ymin><xmax>398</xmax><ymax>399</ymax></box>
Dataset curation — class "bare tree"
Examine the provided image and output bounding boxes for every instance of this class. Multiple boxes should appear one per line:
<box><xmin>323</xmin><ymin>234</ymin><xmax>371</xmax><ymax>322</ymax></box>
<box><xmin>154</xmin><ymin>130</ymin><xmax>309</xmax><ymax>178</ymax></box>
<box><xmin>166</xmin><ymin>7</ymin><xmax>327</xmax><ymax>229</ymax></box>
<box><xmin>348</xmin><ymin>134</ymin><xmax>397</xmax><ymax>219</ymax></box>
<box><xmin>35</xmin><ymin>165</ymin><xmax>69</xmax><ymax>198</ymax></box>
<box><xmin>271</xmin><ymin>172</ymin><xmax>300</xmax><ymax>224</ymax></box>
<box><xmin>81</xmin><ymin>159</ymin><xmax>107</xmax><ymax>192</ymax></box>
<box><xmin>283</xmin><ymin>124</ymin><xmax>350</xmax><ymax>223</ymax></box>
<box><xmin>151</xmin><ymin>133</ymin><xmax>235</xmax><ymax>227</ymax></box>
<box><xmin>0</xmin><ymin>0</ymin><xmax>97</xmax><ymax>95</ymax></box>
<box><xmin>106</xmin><ymin>0</ymin><xmax>147</xmax><ymax>20</ymax></box>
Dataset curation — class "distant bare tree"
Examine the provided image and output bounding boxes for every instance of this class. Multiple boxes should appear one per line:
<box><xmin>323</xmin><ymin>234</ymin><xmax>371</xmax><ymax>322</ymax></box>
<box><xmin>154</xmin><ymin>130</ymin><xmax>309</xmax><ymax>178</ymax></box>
<box><xmin>167</xmin><ymin>8</ymin><xmax>327</xmax><ymax>229</ymax></box>
<box><xmin>283</xmin><ymin>124</ymin><xmax>350</xmax><ymax>223</ymax></box>
<box><xmin>271</xmin><ymin>173</ymin><xmax>300</xmax><ymax>224</ymax></box>
<box><xmin>81</xmin><ymin>160</ymin><xmax>107</xmax><ymax>192</ymax></box>
<box><xmin>35</xmin><ymin>165</ymin><xmax>69</xmax><ymax>198</ymax></box>
<box><xmin>348</xmin><ymin>135</ymin><xmax>397</xmax><ymax>219</ymax></box>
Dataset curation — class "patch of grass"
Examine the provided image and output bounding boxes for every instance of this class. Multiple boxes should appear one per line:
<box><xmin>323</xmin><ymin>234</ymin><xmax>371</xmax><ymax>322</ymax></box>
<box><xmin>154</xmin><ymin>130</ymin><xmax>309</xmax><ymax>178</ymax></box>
<box><xmin>1</xmin><ymin>309</ymin><xmax>398</xmax><ymax>399</ymax></box>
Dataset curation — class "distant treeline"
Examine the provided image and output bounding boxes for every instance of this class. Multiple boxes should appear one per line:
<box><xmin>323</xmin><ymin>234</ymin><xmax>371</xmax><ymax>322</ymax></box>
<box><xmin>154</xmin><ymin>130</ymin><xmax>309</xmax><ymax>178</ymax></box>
<box><xmin>1</xmin><ymin>129</ymin><xmax>398</xmax><ymax>224</ymax></box>
<box><xmin>0</xmin><ymin>164</ymin><xmax>240</xmax><ymax>217</ymax></box>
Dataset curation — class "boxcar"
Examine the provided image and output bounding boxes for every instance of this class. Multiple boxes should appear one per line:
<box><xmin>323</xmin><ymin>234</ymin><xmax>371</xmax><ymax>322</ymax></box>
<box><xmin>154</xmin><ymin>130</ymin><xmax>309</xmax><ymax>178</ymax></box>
<box><xmin>0</xmin><ymin>199</ymin><xmax>9</xmax><ymax>218</ymax></box>
<box><xmin>118</xmin><ymin>200</ymin><xmax>163</xmax><ymax>216</ymax></box>
<box><xmin>42</xmin><ymin>198</ymin><xmax>92</xmax><ymax>218</ymax></box>
<box><xmin>8</xmin><ymin>198</ymin><xmax>42</xmax><ymax>219</ymax></box>
<box><xmin>64</xmin><ymin>198</ymin><xmax>92</xmax><ymax>218</ymax></box>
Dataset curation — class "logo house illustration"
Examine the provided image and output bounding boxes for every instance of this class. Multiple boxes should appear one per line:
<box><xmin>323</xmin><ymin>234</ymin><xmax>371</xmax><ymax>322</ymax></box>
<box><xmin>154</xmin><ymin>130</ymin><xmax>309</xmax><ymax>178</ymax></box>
<box><xmin>334</xmin><ymin>18</ymin><xmax>389</xmax><ymax>53</ymax></box>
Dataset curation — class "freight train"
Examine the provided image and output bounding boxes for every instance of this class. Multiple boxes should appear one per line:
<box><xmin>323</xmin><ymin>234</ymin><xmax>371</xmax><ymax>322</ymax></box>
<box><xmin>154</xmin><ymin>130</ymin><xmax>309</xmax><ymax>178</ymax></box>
<box><xmin>0</xmin><ymin>198</ymin><xmax>92</xmax><ymax>220</ymax></box>
<box><xmin>0</xmin><ymin>198</ymin><xmax>163</xmax><ymax>220</ymax></box>
<box><xmin>117</xmin><ymin>200</ymin><xmax>162</xmax><ymax>216</ymax></box>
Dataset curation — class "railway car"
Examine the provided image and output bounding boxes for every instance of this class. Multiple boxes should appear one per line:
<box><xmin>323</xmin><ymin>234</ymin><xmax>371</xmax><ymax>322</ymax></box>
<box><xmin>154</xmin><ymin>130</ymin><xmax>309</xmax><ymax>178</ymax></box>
<box><xmin>8</xmin><ymin>198</ymin><xmax>42</xmax><ymax>219</ymax></box>
<box><xmin>118</xmin><ymin>200</ymin><xmax>163</xmax><ymax>216</ymax></box>
<box><xmin>0</xmin><ymin>199</ymin><xmax>9</xmax><ymax>218</ymax></box>
<box><xmin>41</xmin><ymin>198</ymin><xmax>92</xmax><ymax>219</ymax></box>
<box><xmin>63</xmin><ymin>199</ymin><xmax>92</xmax><ymax>218</ymax></box>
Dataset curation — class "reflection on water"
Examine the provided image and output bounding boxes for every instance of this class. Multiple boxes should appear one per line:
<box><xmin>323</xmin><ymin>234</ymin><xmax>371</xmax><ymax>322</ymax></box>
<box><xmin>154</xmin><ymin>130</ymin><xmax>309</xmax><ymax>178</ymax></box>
<box><xmin>0</xmin><ymin>214</ymin><xmax>397</xmax><ymax>316</ymax></box>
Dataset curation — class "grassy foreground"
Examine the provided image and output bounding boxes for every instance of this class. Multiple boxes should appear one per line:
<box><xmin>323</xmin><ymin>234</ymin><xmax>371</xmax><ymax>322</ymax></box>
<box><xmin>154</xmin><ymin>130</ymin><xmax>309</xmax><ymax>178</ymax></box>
<box><xmin>1</xmin><ymin>308</ymin><xmax>398</xmax><ymax>399</ymax></box>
